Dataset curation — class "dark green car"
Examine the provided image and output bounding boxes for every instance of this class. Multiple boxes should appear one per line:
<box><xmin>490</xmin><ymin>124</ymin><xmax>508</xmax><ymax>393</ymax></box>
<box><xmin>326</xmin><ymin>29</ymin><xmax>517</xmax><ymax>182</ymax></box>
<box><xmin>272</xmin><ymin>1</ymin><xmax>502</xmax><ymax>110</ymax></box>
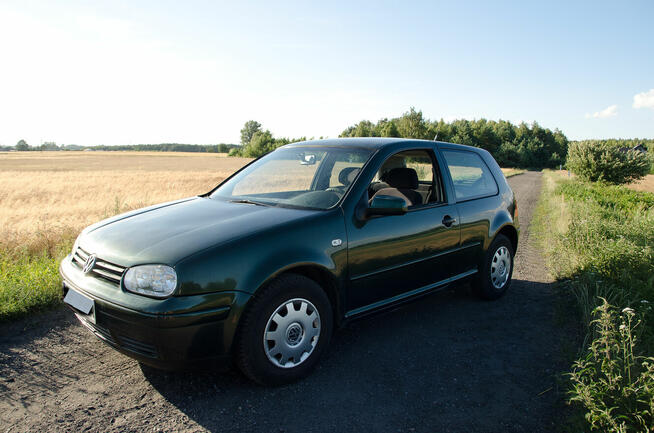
<box><xmin>60</xmin><ymin>138</ymin><xmax>518</xmax><ymax>385</ymax></box>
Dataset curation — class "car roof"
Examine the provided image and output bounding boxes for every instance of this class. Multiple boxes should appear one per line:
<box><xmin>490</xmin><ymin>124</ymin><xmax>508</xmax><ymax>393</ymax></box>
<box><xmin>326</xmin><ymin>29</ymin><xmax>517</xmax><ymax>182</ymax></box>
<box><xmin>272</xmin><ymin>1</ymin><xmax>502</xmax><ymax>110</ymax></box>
<box><xmin>282</xmin><ymin>137</ymin><xmax>478</xmax><ymax>152</ymax></box>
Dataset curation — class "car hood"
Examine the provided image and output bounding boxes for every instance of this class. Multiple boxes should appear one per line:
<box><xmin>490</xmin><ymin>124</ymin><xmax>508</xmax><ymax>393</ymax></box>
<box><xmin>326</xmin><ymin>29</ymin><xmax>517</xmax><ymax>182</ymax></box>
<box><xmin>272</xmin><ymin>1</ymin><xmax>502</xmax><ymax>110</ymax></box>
<box><xmin>79</xmin><ymin>197</ymin><xmax>317</xmax><ymax>267</ymax></box>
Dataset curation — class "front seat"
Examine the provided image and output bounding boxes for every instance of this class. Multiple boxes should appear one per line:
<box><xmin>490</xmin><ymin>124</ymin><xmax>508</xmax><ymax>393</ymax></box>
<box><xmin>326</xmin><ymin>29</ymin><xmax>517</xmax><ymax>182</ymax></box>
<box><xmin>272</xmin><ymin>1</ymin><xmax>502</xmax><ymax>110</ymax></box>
<box><xmin>371</xmin><ymin>167</ymin><xmax>422</xmax><ymax>207</ymax></box>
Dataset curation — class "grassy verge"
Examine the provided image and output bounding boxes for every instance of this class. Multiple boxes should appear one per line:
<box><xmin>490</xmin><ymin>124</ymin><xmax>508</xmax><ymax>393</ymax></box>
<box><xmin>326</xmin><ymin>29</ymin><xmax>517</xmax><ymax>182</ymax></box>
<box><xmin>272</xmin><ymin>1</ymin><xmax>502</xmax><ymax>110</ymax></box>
<box><xmin>0</xmin><ymin>236</ymin><xmax>74</xmax><ymax>322</ymax></box>
<box><xmin>534</xmin><ymin>171</ymin><xmax>654</xmax><ymax>432</ymax></box>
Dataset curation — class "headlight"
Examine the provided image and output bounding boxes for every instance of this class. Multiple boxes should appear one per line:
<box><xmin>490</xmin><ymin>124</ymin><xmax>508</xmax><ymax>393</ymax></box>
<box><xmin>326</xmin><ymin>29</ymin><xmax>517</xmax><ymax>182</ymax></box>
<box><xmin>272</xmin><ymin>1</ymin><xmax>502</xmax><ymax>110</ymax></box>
<box><xmin>123</xmin><ymin>265</ymin><xmax>177</xmax><ymax>298</ymax></box>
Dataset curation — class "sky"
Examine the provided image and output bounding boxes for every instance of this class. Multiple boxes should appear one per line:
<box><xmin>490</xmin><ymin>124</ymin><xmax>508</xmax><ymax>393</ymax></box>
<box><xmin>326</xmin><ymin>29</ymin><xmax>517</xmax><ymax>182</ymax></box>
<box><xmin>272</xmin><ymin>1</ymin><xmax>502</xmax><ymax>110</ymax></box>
<box><xmin>0</xmin><ymin>0</ymin><xmax>653</xmax><ymax>146</ymax></box>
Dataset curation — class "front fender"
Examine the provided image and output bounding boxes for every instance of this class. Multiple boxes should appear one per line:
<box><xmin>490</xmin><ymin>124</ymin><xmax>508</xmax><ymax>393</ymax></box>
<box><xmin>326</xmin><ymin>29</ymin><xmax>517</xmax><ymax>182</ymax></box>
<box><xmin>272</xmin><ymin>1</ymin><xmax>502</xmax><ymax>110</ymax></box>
<box><xmin>174</xmin><ymin>209</ymin><xmax>347</xmax><ymax>296</ymax></box>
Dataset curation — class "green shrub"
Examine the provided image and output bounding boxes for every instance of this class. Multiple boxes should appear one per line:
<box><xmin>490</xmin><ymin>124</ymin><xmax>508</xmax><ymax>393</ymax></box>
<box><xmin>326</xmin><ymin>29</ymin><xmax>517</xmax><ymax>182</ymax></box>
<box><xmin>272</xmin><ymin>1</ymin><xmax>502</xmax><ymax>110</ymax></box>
<box><xmin>230</xmin><ymin>123</ymin><xmax>307</xmax><ymax>158</ymax></box>
<box><xmin>569</xmin><ymin>299</ymin><xmax>654</xmax><ymax>432</ymax></box>
<box><xmin>228</xmin><ymin>147</ymin><xmax>243</xmax><ymax>157</ymax></box>
<box><xmin>566</xmin><ymin>141</ymin><xmax>650</xmax><ymax>184</ymax></box>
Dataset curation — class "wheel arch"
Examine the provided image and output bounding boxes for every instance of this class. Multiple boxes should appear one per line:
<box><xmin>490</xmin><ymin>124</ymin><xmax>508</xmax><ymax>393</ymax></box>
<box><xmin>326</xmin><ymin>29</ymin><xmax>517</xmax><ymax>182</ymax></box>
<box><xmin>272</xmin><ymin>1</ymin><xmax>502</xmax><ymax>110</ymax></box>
<box><xmin>232</xmin><ymin>263</ymin><xmax>344</xmax><ymax>356</ymax></box>
<box><xmin>495</xmin><ymin>224</ymin><xmax>518</xmax><ymax>254</ymax></box>
<box><xmin>279</xmin><ymin>265</ymin><xmax>343</xmax><ymax>326</ymax></box>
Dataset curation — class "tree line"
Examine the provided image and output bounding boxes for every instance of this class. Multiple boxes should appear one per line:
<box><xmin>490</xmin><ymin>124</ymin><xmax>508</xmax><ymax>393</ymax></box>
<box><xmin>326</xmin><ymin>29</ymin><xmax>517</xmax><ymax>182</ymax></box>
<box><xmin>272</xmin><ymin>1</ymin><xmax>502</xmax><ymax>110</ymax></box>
<box><xmin>338</xmin><ymin>108</ymin><xmax>569</xmax><ymax>169</ymax></box>
<box><xmin>2</xmin><ymin>140</ymin><xmax>238</xmax><ymax>153</ymax></box>
<box><xmin>234</xmin><ymin>108</ymin><xmax>570</xmax><ymax>168</ymax></box>
<box><xmin>4</xmin><ymin>113</ymin><xmax>651</xmax><ymax>171</ymax></box>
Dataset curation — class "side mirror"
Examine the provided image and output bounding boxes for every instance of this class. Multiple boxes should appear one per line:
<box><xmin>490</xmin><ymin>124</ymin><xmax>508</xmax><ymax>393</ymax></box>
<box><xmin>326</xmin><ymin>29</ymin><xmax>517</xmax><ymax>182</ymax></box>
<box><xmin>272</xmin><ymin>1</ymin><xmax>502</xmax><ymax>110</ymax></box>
<box><xmin>367</xmin><ymin>195</ymin><xmax>408</xmax><ymax>217</ymax></box>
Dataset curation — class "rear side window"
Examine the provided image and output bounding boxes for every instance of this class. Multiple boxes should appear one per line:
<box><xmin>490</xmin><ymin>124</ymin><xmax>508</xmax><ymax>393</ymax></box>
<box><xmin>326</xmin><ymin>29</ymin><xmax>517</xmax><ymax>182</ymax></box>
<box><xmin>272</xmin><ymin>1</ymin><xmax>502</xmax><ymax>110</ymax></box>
<box><xmin>441</xmin><ymin>150</ymin><xmax>498</xmax><ymax>201</ymax></box>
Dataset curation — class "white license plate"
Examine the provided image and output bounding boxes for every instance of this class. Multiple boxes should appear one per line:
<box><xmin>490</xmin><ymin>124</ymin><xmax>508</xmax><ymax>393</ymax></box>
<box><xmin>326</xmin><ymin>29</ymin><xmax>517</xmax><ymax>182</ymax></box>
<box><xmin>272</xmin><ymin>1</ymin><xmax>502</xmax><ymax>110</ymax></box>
<box><xmin>64</xmin><ymin>287</ymin><xmax>95</xmax><ymax>323</ymax></box>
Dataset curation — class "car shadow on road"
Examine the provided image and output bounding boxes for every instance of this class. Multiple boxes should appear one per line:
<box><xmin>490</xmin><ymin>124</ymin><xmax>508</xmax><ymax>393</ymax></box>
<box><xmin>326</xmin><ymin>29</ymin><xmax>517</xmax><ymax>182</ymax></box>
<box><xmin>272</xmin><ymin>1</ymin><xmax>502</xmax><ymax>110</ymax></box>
<box><xmin>140</xmin><ymin>279</ymin><xmax>562</xmax><ymax>433</ymax></box>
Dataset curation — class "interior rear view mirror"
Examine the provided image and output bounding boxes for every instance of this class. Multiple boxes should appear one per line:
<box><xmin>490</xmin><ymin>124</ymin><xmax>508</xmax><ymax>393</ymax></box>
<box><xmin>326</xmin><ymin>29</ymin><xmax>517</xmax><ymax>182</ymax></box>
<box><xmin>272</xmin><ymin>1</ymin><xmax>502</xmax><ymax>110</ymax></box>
<box><xmin>300</xmin><ymin>154</ymin><xmax>316</xmax><ymax>165</ymax></box>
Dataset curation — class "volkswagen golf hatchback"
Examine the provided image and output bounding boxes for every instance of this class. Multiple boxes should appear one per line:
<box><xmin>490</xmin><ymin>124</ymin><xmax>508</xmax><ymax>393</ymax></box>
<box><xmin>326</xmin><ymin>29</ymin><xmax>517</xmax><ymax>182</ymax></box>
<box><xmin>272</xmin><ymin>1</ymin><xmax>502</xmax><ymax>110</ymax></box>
<box><xmin>60</xmin><ymin>138</ymin><xmax>519</xmax><ymax>385</ymax></box>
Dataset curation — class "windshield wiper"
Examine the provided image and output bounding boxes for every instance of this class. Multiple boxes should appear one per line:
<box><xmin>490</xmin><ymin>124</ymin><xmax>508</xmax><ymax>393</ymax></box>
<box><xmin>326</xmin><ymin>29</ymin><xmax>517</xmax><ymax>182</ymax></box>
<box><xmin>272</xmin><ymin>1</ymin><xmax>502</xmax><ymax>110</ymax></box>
<box><xmin>229</xmin><ymin>199</ymin><xmax>272</xmax><ymax>207</ymax></box>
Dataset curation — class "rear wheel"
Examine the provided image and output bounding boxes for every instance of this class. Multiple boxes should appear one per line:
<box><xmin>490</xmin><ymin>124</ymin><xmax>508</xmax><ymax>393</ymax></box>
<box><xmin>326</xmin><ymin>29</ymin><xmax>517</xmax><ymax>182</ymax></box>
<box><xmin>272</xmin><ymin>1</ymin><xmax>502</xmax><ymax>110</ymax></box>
<box><xmin>235</xmin><ymin>274</ymin><xmax>333</xmax><ymax>385</ymax></box>
<box><xmin>473</xmin><ymin>234</ymin><xmax>514</xmax><ymax>300</ymax></box>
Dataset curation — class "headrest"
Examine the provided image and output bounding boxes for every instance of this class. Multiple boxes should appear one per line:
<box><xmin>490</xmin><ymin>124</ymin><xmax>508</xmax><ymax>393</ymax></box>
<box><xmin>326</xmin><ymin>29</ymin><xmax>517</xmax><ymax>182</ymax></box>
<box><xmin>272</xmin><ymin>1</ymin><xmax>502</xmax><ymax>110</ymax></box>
<box><xmin>338</xmin><ymin>167</ymin><xmax>360</xmax><ymax>186</ymax></box>
<box><xmin>384</xmin><ymin>167</ymin><xmax>419</xmax><ymax>189</ymax></box>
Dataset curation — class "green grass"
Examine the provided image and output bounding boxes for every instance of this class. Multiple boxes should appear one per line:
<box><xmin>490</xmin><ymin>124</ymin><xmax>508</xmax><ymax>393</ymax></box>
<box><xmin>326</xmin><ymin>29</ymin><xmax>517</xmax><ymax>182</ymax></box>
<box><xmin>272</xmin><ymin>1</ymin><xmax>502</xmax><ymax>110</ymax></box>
<box><xmin>0</xmin><ymin>244</ymin><xmax>70</xmax><ymax>322</ymax></box>
<box><xmin>534</xmin><ymin>171</ymin><xmax>654</xmax><ymax>432</ymax></box>
<box><xmin>557</xmin><ymin>181</ymin><xmax>654</xmax><ymax>213</ymax></box>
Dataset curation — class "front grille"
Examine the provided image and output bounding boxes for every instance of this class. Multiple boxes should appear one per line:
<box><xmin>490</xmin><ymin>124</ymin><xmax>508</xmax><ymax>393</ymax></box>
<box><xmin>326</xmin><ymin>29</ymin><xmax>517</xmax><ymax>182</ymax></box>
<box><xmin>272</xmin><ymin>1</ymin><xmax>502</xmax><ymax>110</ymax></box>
<box><xmin>72</xmin><ymin>247</ymin><xmax>126</xmax><ymax>285</ymax></box>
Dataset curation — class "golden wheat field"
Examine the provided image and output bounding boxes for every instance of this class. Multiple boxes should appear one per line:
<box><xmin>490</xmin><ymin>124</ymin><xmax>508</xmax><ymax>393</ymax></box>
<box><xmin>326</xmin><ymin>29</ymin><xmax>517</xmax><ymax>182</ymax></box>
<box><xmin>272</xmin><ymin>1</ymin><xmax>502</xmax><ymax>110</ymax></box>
<box><xmin>0</xmin><ymin>151</ymin><xmax>252</xmax><ymax>252</ymax></box>
<box><xmin>0</xmin><ymin>151</ymin><xmax>524</xmax><ymax>253</ymax></box>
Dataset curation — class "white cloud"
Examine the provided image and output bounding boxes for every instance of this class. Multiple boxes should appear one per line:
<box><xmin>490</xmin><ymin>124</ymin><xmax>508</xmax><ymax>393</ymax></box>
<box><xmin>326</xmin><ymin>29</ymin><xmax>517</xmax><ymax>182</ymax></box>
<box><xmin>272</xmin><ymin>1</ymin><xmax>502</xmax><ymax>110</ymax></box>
<box><xmin>585</xmin><ymin>105</ymin><xmax>618</xmax><ymax>119</ymax></box>
<box><xmin>633</xmin><ymin>89</ymin><xmax>654</xmax><ymax>109</ymax></box>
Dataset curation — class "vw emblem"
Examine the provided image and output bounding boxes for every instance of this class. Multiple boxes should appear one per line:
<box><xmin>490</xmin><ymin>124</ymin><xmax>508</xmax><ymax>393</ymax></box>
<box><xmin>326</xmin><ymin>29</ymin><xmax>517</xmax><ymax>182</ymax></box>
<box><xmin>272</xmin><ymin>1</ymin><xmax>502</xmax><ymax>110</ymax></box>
<box><xmin>82</xmin><ymin>254</ymin><xmax>96</xmax><ymax>274</ymax></box>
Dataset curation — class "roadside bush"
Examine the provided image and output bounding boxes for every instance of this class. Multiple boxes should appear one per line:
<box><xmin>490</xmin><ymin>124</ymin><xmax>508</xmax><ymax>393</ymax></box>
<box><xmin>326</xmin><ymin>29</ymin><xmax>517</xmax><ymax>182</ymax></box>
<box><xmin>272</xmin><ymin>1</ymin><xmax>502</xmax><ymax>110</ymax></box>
<box><xmin>569</xmin><ymin>299</ymin><xmax>654</xmax><ymax>432</ymax></box>
<box><xmin>567</xmin><ymin>141</ymin><xmax>650</xmax><ymax>184</ymax></box>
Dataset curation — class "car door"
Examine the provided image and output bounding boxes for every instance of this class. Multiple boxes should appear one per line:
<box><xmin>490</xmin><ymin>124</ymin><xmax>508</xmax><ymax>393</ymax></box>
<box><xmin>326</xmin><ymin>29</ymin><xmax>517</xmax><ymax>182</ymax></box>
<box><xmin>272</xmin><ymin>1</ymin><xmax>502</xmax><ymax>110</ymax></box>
<box><xmin>439</xmin><ymin>147</ymin><xmax>502</xmax><ymax>273</ymax></box>
<box><xmin>344</xmin><ymin>148</ymin><xmax>462</xmax><ymax>316</ymax></box>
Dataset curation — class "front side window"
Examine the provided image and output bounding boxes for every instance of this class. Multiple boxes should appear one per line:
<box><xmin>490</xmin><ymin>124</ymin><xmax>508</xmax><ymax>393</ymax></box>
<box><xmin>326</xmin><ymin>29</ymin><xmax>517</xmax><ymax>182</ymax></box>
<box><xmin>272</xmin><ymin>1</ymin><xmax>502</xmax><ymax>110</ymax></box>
<box><xmin>211</xmin><ymin>147</ymin><xmax>373</xmax><ymax>210</ymax></box>
<box><xmin>368</xmin><ymin>149</ymin><xmax>445</xmax><ymax>208</ymax></box>
<box><xmin>441</xmin><ymin>150</ymin><xmax>498</xmax><ymax>201</ymax></box>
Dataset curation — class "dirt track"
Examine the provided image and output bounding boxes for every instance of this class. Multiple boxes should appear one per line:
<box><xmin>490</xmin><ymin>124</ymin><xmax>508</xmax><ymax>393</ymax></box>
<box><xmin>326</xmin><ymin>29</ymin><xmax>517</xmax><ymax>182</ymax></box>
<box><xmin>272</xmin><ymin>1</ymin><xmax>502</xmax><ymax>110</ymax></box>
<box><xmin>0</xmin><ymin>171</ymin><xmax>566</xmax><ymax>433</ymax></box>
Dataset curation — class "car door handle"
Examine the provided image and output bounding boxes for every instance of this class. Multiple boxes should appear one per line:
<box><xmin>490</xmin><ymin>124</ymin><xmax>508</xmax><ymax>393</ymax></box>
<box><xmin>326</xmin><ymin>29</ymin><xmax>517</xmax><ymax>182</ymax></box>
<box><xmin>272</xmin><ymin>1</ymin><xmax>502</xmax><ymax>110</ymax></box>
<box><xmin>442</xmin><ymin>215</ymin><xmax>456</xmax><ymax>227</ymax></box>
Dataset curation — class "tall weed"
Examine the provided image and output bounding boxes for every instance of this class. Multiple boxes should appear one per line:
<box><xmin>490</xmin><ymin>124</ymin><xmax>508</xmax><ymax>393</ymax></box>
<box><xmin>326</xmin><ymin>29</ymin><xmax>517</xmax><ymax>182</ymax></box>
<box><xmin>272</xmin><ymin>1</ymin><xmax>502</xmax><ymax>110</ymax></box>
<box><xmin>569</xmin><ymin>299</ymin><xmax>654</xmax><ymax>432</ymax></box>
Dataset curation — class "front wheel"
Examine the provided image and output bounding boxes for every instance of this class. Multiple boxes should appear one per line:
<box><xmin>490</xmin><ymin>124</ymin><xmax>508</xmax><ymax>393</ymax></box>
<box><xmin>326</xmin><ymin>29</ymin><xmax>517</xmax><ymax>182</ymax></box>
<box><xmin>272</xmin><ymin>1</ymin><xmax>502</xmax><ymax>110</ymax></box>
<box><xmin>235</xmin><ymin>274</ymin><xmax>333</xmax><ymax>386</ymax></box>
<box><xmin>472</xmin><ymin>234</ymin><xmax>514</xmax><ymax>300</ymax></box>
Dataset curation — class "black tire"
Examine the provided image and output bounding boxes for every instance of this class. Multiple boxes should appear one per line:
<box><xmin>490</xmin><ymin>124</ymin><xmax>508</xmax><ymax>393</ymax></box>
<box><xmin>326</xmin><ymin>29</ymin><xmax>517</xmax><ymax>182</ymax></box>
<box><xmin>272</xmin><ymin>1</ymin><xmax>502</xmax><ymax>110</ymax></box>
<box><xmin>472</xmin><ymin>234</ymin><xmax>514</xmax><ymax>300</ymax></box>
<box><xmin>235</xmin><ymin>273</ymin><xmax>333</xmax><ymax>386</ymax></box>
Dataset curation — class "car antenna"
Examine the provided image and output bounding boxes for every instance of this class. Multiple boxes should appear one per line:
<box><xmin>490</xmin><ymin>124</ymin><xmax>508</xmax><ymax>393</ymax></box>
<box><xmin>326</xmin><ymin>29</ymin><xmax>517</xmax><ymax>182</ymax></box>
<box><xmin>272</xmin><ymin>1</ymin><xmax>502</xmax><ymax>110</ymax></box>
<box><xmin>433</xmin><ymin>133</ymin><xmax>438</xmax><ymax>141</ymax></box>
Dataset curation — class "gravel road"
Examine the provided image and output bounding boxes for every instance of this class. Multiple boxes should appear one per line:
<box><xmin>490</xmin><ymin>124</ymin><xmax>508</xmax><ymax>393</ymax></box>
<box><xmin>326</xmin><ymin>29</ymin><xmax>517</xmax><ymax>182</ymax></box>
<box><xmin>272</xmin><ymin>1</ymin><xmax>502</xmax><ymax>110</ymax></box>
<box><xmin>1</xmin><ymin>171</ymin><xmax>566</xmax><ymax>433</ymax></box>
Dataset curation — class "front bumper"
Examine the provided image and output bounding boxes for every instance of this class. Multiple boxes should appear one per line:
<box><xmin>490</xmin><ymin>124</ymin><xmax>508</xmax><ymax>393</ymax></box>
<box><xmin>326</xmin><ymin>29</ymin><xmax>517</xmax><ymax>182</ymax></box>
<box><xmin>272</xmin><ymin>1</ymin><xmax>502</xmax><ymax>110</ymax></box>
<box><xmin>59</xmin><ymin>255</ymin><xmax>252</xmax><ymax>370</ymax></box>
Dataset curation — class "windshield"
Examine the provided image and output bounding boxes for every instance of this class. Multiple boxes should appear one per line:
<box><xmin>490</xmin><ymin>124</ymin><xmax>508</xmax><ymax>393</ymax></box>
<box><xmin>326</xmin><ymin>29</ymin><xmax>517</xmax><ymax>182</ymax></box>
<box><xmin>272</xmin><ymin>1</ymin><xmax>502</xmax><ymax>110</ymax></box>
<box><xmin>211</xmin><ymin>146</ymin><xmax>373</xmax><ymax>209</ymax></box>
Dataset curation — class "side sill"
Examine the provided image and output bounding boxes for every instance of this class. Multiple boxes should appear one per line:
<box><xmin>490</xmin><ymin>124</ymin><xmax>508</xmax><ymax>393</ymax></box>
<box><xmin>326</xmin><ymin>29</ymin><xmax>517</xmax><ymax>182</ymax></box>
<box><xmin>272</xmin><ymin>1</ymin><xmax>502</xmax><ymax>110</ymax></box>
<box><xmin>344</xmin><ymin>268</ymin><xmax>477</xmax><ymax>318</ymax></box>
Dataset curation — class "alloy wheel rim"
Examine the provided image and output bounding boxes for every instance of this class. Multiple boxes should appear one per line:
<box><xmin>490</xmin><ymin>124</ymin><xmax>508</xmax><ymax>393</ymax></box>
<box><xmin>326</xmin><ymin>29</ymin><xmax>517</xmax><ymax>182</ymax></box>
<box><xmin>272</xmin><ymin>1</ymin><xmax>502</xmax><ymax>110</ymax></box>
<box><xmin>490</xmin><ymin>246</ymin><xmax>511</xmax><ymax>289</ymax></box>
<box><xmin>263</xmin><ymin>298</ymin><xmax>321</xmax><ymax>368</ymax></box>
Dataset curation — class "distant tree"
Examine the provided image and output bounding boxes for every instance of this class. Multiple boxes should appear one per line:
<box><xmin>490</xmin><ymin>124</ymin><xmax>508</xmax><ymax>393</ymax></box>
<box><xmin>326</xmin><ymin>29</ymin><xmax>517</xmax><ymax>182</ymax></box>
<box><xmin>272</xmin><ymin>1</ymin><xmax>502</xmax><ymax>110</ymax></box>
<box><xmin>396</xmin><ymin>107</ymin><xmax>428</xmax><ymax>139</ymax></box>
<box><xmin>339</xmin><ymin>126</ymin><xmax>356</xmax><ymax>137</ymax></box>
<box><xmin>15</xmin><ymin>139</ymin><xmax>29</xmax><ymax>151</ymax></box>
<box><xmin>380</xmin><ymin>120</ymin><xmax>400</xmax><ymax>137</ymax></box>
<box><xmin>40</xmin><ymin>141</ymin><xmax>59</xmax><ymax>151</ymax></box>
<box><xmin>354</xmin><ymin>120</ymin><xmax>377</xmax><ymax>137</ymax></box>
<box><xmin>243</xmin><ymin>130</ymin><xmax>275</xmax><ymax>157</ymax></box>
<box><xmin>240</xmin><ymin>120</ymin><xmax>262</xmax><ymax>145</ymax></box>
